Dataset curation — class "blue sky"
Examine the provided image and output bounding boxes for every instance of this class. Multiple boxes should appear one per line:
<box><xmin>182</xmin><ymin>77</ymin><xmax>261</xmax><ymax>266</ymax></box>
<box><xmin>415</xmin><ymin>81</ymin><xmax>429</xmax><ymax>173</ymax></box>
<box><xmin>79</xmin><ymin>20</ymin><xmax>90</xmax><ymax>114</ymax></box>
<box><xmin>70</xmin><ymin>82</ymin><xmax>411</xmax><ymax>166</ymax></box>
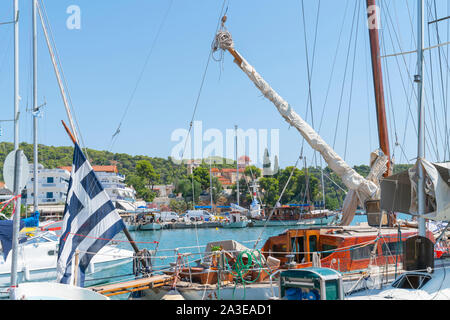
<box><xmin>0</xmin><ymin>0</ymin><xmax>449</xmax><ymax>169</ymax></box>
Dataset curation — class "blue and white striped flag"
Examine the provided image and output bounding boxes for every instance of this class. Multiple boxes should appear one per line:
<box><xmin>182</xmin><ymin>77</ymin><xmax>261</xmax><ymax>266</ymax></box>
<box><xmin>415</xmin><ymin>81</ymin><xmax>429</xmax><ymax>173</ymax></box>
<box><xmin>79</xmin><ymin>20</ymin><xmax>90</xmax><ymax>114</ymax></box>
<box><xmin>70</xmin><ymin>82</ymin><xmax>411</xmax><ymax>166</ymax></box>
<box><xmin>56</xmin><ymin>143</ymin><xmax>125</xmax><ymax>287</ymax></box>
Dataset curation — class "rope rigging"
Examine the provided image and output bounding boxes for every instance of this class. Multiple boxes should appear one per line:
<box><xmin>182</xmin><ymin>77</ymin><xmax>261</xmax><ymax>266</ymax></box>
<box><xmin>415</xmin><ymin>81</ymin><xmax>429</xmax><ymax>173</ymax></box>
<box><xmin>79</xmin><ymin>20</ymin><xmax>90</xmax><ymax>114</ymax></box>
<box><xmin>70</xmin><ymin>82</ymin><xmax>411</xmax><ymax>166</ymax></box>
<box><xmin>109</xmin><ymin>0</ymin><xmax>174</xmax><ymax>152</ymax></box>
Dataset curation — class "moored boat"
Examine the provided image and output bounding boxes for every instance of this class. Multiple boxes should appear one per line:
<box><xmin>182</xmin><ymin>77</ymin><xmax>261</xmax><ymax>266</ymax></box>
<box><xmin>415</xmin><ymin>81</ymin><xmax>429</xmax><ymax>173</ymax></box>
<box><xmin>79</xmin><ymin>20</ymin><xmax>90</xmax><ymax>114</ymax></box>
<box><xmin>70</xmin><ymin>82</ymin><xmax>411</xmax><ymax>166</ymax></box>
<box><xmin>251</xmin><ymin>206</ymin><xmax>337</xmax><ymax>228</ymax></box>
<box><xmin>222</xmin><ymin>212</ymin><xmax>248</xmax><ymax>229</ymax></box>
<box><xmin>0</xmin><ymin>231</ymin><xmax>134</xmax><ymax>298</ymax></box>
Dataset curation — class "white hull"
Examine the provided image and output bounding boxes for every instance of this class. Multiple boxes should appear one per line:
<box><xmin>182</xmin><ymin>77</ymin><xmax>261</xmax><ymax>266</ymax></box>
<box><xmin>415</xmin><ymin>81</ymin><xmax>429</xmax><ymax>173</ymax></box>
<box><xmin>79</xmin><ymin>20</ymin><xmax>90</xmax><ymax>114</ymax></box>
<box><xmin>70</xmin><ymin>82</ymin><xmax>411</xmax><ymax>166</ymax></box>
<box><xmin>222</xmin><ymin>221</ymin><xmax>248</xmax><ymax>229</ymax></box>
<box><xmin>14</xmin><ymin>282</ymin><xmax>110</xmax><ymax>300</ymax></box>
<box><xmin>139</xmin><ymin>223</ymin><xmax>163</xmax><ymax>231</ymax></box>
<box><xmin>130</xmin><ymin>274</ymin><xmax>382</xmax><ymax>300</ymax></box>
<box><xmin>0</xmin><ymin>233</ymin><xmax>133</xmax><ymax>298</ymax></box>
<box><xmin>132</xmin><ymin>283</ymin><xmax>276</xmax><ymax>300</ymax></box>
<box><xmin>347</xmin><ymin>262</ymin><xmax>450</xmax><ymax>300</ymax></box>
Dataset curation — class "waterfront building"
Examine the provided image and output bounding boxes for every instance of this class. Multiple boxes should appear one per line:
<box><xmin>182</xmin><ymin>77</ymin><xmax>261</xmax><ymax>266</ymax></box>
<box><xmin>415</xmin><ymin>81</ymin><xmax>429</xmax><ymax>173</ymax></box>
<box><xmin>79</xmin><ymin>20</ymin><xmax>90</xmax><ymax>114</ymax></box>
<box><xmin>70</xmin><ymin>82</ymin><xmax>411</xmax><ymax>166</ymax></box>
<box><xmin>59</xmin><ymin>165</ymin><xmax>137</xmax><ymax>211</ymax></box>
<box><xmin>25</xmin><ymin>164</ymin><xmax>70</xmax><ymax>206</ymax></box>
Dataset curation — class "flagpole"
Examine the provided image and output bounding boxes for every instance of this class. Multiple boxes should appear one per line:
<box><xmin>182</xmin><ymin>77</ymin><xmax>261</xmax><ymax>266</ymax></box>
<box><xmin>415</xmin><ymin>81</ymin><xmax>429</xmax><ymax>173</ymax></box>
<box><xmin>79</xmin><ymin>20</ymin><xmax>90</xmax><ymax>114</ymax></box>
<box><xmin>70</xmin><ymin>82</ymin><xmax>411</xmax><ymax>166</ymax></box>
<box><xmin>60</xmin><ymin>121</ymin><xmax>144</xmax><ymax>260</ymax></box>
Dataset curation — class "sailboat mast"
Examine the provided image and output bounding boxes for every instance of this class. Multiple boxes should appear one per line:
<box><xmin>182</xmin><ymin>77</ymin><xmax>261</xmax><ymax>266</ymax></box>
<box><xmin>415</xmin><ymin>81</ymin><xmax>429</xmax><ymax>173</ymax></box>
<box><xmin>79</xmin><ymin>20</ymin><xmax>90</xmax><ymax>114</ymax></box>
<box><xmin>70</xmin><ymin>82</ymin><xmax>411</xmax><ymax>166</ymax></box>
<box><xmin>209</xmin><ymin>158</ymin><xmax>213</xmax><ymax>212</ymax></box>
<box><xmin>366</xmin><ymin>0</ymin><xmax>391</xmax><ymax>176</ymax></box>
<box><xmin>10</xmin><ymin>0</ymin><xmax>21</xmax><ymax>300</ymax></box>
<box><xmin>235</xmin><ymin>125</ymin><xmax>240</xmax><ymax>206</ymax></box>
<box><xmin>14</xmin><ymin>0</ymin><xmax>19</xmax><ymax>151</ymax></box>
<box><xmin>416</xmin><ymin>0</ymin><xmax>426</xmax><ymax>237</ymax></box>
<box><xmin>32</xmin><ymin>0</ymin><xmax>38</xmax><ymax>213</ymax></box>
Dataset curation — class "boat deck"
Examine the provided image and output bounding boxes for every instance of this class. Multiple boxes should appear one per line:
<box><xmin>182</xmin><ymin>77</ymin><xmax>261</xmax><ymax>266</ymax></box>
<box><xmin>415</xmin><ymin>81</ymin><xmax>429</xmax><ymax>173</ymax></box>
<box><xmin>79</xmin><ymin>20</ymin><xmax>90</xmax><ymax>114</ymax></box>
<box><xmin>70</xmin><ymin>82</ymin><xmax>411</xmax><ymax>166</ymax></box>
<box><xmin>89</xmin><ymin>275</ymin><xmax>175</xmax><ymax>297</ymax></box>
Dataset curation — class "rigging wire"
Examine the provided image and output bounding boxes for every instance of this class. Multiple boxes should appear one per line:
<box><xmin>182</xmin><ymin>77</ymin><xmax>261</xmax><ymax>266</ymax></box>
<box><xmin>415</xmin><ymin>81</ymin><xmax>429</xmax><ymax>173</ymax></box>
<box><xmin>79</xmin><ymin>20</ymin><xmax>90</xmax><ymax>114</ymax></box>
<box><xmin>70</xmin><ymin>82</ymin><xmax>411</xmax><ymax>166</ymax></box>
<box><xmin>109</xmin><ymin>0</ymin><xmax>174</xmax><ymax>152</ymax></box>
<box><xmin>179</xmin><ymin>0</ymin><xmax>229</xmax><ymax>164</ymax></box>
<box><xmin>253</xmin><ymin>152</ymin><xmax>304</xmax><ymax>249</ymax></box>
<box><xmin>39</xmin><ymin>0</ymin><xmax>87</xmax><ymax>152</ymax></box>
<box><xmin>317</xmin><ymin>0</ymin><xmax>350</xmax><ymax>135</ymax></box>
<box><xmin>343</xmin><ymin>0</ymin><xmax>361</xmax><ymax>161</ymax></box>
<box><xmin>332</xmin><ymin>0</ymin><xmax>359</xmax><ymax>150</ymax></box>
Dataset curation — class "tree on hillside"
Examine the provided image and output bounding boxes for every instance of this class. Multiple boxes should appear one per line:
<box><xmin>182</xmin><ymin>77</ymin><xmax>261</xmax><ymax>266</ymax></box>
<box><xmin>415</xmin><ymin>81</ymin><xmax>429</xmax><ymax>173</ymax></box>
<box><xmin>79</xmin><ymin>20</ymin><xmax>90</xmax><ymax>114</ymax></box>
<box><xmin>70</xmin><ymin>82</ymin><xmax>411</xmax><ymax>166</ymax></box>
<box><xmin>192</xmin><ymin>167</ymin><xmax>210</xmax><ymax>191</ymax></box>
<box><xmin>126</xmin><ymin>173</ymin><xmax>156</xmax><ymax>202</ymax></box>
<box><xmin>244</xmin><ymin>165</ymin><xmax>262</xmax><ymax>179</ymax></box>
<box><xmin>174</xmin><ymin>178</ymin><xmax>202</xmax><ymax>204</ymax></box>
<box><xmin>136</xmin><ymin>160</ymin><xmax>160</xmax><ymax>190</ymax></box>
<box><xmin>259</xmin><ymin>177</ymin><xmax>279</xmax><ymax>207</ymax></box>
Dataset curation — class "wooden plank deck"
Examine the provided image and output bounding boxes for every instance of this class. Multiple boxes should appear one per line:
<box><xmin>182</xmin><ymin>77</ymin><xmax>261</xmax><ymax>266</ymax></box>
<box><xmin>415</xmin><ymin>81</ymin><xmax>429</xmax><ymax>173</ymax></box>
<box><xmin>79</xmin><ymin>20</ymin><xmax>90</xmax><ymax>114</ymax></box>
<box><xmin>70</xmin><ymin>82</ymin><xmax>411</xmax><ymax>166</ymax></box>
<box><xmin>89</xmin><ymin>275</ymin><xmax>174</xmax><ymax>297</ymax></box>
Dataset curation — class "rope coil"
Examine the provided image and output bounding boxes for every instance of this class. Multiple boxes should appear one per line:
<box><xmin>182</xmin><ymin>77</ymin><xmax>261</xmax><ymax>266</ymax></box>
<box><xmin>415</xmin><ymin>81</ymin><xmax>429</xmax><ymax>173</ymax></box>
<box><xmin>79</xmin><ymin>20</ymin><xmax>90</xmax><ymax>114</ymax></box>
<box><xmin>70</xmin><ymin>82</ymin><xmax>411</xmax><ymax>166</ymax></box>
<box><xmin>213</xmin><ymin>30</ymin><xmax>234</xmax><ymax>52</ymax></box>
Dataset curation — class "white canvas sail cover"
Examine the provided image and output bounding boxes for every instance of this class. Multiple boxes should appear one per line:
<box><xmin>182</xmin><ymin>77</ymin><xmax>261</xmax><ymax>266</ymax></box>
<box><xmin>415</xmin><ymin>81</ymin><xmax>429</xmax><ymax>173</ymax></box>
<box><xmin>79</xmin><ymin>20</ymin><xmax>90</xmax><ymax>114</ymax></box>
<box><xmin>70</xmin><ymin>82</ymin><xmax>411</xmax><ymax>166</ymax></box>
<box><xmin>214</xmin><ymin>30</ymin><xmax>382</xmax><ymax>207</ymax></box>
<box><xmin>381</xmin><ymin>159</ymin><xmax>450</xmax><ymax>222</ymax></box>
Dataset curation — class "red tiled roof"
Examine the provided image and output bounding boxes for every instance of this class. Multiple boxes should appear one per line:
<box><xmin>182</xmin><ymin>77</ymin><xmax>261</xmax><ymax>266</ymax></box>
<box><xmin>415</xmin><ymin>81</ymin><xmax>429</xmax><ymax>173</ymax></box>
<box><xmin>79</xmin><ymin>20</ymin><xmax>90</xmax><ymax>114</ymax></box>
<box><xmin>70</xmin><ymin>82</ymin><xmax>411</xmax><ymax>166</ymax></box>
<box><xmin>221</xmin><ymin>168</ymin><xmax>245</xmax><ymax>173</ymax></box>
<box><xmin>92</xmin><ymin>165</ymin><xmax>118</xmax><ymax>173</ymax></box>
<box><xmin>218</xmin><ymin>177</ymin><xmax>232</xmax><ymax>185</ymax></box>
<box><xmin>58</xmin><ymin>165</ymin><xmax>118</xmax><ymax>173</ymax></box>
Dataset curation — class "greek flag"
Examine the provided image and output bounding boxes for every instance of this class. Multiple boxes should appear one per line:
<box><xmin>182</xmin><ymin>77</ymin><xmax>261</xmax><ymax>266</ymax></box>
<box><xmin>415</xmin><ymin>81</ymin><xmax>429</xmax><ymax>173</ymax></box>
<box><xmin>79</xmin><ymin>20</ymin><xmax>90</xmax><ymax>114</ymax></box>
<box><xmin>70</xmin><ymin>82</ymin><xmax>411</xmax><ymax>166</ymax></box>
<box><xmin>56</xmin><ymin>143</ymin><xmax>125</xmax><ymax>287</ymax></box>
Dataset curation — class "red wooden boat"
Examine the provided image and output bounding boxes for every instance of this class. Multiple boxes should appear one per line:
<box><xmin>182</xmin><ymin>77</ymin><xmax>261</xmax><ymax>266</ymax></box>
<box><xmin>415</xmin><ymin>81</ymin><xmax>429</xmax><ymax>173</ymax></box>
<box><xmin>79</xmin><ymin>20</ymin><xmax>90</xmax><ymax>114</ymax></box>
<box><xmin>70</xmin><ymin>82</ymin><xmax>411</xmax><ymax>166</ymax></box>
<box><xmin>261</xmin><ymin>225</ymin><xmax>435</xmax><ymax>275</ymax></box>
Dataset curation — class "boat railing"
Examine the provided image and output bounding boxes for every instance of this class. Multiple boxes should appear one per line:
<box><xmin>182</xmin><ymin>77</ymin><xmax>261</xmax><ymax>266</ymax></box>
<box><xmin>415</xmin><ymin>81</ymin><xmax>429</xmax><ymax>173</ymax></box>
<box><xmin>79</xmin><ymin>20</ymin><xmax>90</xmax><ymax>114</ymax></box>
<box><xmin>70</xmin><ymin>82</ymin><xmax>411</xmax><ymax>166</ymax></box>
<box><xmin>269</xmin><ymin>269</ymin><xmax>283</xmax><ymax>298</ymax></box>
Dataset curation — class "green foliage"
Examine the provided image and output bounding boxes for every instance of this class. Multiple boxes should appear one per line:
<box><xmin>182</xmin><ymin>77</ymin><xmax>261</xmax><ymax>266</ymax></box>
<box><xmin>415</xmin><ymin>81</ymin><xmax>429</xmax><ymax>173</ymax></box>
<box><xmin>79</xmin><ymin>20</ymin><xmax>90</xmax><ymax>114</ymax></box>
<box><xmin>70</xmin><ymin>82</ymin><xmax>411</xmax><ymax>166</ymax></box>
<box><xmin>169</xmin><ymin>199</ymin><xmax>187</xmax><ymax>213</ymax></box>
<box><xmin>259</xmin><ymin>177</ymin><xmax>280</xmax><ymax>207</ymax></box>
<box><xmin>174</xmin><ymin>178</ymin><xmax>202</xmax><ymax>204</ymax></box>
<box><xmin>192</xmin><ymin>167</ymin><xmax>210</xmax><ymax>190</ymax></box>
<box><xmin>136</xmin><ymin>160</ymin><xmax>160</xmax><ymax>190</ymax></box>
<box><xmin>244</xmin><ymin>166</ymin><xmax>261</xmax><ymax>179</ymax></box>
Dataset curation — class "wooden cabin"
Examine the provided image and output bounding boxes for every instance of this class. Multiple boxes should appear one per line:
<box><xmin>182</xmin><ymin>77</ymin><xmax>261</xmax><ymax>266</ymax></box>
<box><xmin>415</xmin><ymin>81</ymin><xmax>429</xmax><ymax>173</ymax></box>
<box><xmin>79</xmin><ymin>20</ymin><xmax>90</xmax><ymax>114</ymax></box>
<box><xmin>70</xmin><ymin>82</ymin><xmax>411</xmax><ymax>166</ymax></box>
<box><xmin>261</xmin><ymin>226</ymin><xmax>435</xmax><ymax>274</ymax></box>
<box><xmin>262</xmin><ymin>205</ymin><xmax>331</xmax><ymax>221</ymax></box>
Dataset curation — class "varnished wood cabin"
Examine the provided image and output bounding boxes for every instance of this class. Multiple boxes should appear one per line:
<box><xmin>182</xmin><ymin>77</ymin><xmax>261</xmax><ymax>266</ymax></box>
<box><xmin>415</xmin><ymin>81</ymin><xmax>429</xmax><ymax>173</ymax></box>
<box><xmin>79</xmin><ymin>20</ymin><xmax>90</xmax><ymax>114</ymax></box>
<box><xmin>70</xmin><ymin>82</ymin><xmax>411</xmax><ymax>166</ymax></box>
<box><xmin>261</xmin><ymin>226</ymin><xmax>435</xmax><ymax>274</ymax></box>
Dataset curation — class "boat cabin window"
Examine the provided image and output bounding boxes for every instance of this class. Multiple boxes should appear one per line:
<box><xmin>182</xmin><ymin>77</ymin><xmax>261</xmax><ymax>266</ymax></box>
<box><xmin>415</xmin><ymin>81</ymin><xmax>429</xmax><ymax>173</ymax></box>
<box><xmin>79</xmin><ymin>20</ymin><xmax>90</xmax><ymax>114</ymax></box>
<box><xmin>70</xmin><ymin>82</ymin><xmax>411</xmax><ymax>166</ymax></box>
<box><xmin>309</xmin><ymin>236</ymin><xmax>318</xmax><ymax>261</ymax></box>
<box><xmin>271</xmin><ymin>244</ymin><xmax>287</xmax><ymax>260</ymax></box>
<box><xmin>291</xmin><ymin>237</ymin><xmax>305</xmax><ymax>263</ymax></box>
<box><xmin>382</xmin><ymin>241</ymin><xmax>404</xmax><ymax>256</ymax></box>
<box><xmin>322</xmin><ymin>244</ymin><xmax>338</xmax><ymax>258</ymax></box>
<box><xmin>391</xmin><ymin>274</ymin><xmax>431</xmax><ymax>290</ymax></box>
<box><xmin>350</xmin><ymin>244</ymin><xmax>375</xmax><ymax>261</ymax></box>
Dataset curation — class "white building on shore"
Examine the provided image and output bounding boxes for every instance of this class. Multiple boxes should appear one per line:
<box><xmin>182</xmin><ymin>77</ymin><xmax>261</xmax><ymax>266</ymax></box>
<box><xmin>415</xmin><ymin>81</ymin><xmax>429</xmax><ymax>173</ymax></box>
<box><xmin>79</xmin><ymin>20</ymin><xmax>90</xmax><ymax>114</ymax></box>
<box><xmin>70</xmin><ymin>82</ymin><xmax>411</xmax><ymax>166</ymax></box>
<box><xmin>60</xmin><ymin>165</ymin><xmax>137</xmax><ymax>211</ymax></box>
<box><xmin>25</xmin><ymin>165</ymin><xmax>70</xmax><ymax>206</ymax></box>
<box><xmin>25</xmin><ymin>164</ymin><xmax>137</xmax><ymax>217</ymax></box>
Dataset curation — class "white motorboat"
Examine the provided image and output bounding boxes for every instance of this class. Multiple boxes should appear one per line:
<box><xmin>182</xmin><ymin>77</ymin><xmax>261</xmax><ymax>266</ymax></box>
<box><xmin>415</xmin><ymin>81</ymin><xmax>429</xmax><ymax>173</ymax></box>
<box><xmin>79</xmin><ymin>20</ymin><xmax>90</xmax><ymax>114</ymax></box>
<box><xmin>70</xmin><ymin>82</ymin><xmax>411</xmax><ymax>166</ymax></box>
<box><xmin>0</xmin><ymin>231</ymin><xmax>133</xmax><ymax>298</ymax></box>
<box><xmin>14</xmin><ymin>282</ymin><xmax>110</xmax><ymax>300</ymax></box>
<box><xmin>347</xmin><ymin>259</ymin><xmax>450</xmax><ymax>300</ymax></box>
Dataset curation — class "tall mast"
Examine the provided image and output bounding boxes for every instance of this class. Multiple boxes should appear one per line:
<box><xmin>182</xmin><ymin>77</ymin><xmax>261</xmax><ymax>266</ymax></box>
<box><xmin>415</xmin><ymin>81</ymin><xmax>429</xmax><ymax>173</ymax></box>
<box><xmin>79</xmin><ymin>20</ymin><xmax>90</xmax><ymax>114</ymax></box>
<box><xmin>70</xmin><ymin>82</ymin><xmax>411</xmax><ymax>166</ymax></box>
<box><xmin>416</xmin><ymin>0</ymin><xmax>426</xmax><ymax>237</ymax></box>
<box><xmin>32</xmin><ymin>0</ymin><xmax>38</xmax><ymax>213</ymax></box>
<box><xmin>235</xmin><ymin>125</ymin><xmax>240</xmax><ymax>206</ymax></box>
<box><xmin>10</xmin><ymin>0</ymin><xmax>21</xmax><ymax>300</ymax></box>
<box><xmin>209</xmin><ymin>158</ymin><xmax>213</xmax><ymax>212</ymax></box>
<box><xmin>14</xmin><ymin>0</ymin><xmax>19</xmax><ymax>150</ymax></box>
<box><xmin>366</xmin><ymin>0</ymin><xmax>391</xmax><ymax>176</ymax></box>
